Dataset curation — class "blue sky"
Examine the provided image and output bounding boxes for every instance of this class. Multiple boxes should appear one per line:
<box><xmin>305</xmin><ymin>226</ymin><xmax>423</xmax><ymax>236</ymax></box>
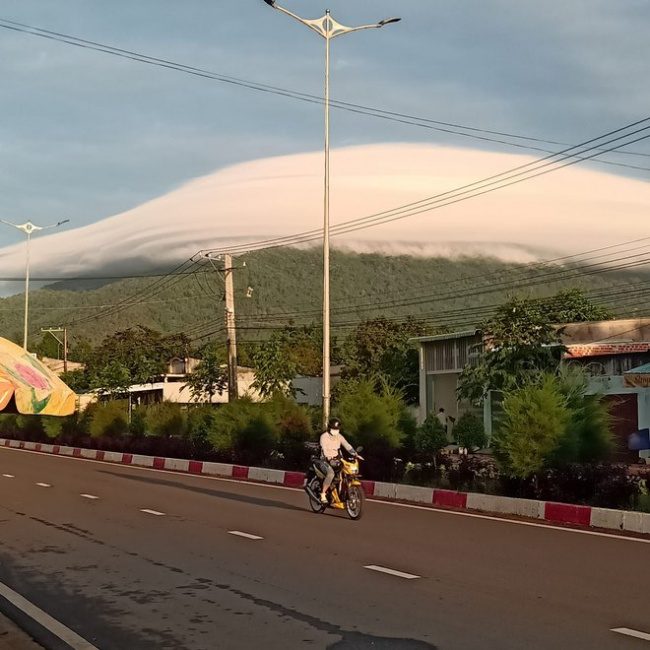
<box><xmin>1</xmin><ymin>1</ymin><xmax>649</xmax><ymax>253</ymax></box>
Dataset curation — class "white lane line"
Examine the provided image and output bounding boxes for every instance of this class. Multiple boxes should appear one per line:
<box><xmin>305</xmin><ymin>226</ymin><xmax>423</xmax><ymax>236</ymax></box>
<box><xmin>36</xmin><ymin>482</ymin><xmax>51</xmax><ymax>488</ymax></box>
<box><xmin>612</xmin><ymin>627</ymin><xmax>650</xmax><ymax>642</ymax></box>
<box><xmin>80</xmin><ymin>494</ymin><xmax>99</xmax><ymax>500</ymax></box>
<box><xmin>4</xmin><ymin>445</ymin><xmax>650</xmax><ymax>547</ymax></box>
<box><xmin>0</xmin><ymin>581</ymin><xmax>98</xmax><ymax>649</ymax></box>
<box><xmin>228</xmin><ymin>531</ymin><xmax>264</xmax><ymax>540</ymax></box>
<box><xmin>2</xmin><ymin>474</ymin><xmax>14</xmax><ymax>478</ymax></box>
<box><xmin>364</xmin><ymin>565</ymin><xmax>421</xmax><ymax>580</ymax></box>
<box><xmin>140</xmin><ymin>509</ymin><xmax>165</xmax><ymax>516</ymax></box>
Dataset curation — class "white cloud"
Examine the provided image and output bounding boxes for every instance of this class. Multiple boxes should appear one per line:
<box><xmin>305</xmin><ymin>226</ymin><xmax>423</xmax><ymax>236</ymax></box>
<box><xmin>0</xmin><ymin>142</ymin><xmax>647</xmax><ymax>281</ymax></box>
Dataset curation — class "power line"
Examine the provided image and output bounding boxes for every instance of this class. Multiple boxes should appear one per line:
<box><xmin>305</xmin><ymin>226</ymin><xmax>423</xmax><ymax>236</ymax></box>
<box><xmin>1</xmin><ymin>16</ymin><xmax>649</xmax><ymax>175</ymax></box>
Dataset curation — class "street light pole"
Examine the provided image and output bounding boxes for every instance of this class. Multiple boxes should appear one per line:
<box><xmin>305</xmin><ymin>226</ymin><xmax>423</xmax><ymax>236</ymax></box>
<box><xmin>0</xmin><ymin>219</ymin><xmax>69</xmax><ymax>350</ymax></box>
<box><xmin>261</xmin><ymin>1</ymin><xmax>401</xmax><ymax>426</ymax></box>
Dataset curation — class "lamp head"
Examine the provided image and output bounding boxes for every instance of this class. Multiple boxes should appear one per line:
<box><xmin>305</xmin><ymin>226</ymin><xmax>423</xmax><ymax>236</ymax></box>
<box><xmin>262</xmin><ymin>0</ymin><xmax>276</xmax><ymax>6</ymax></box>
<box><xmin>378</xmin><ymin>17</ymin><xmax>401</xmax><ymax>26</ymax></box>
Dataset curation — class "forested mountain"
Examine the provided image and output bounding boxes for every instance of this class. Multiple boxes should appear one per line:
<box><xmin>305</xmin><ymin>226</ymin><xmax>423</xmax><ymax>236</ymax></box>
<box><xmin>0</xmin><ymin>247</ymin><xmax>646</xmax><ymax>351</ymax></box>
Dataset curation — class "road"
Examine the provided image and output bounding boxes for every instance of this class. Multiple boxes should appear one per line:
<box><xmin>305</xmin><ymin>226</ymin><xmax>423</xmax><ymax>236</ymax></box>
<box><xmin>0</xmin><ymin>447</ymin><xmax>648</xmax><ymax>650</ymax></box>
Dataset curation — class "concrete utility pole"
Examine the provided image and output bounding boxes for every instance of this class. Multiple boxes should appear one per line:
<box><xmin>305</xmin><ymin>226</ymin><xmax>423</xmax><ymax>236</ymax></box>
<box><xmin>224</xmin><ymin>254</ymin><xmax>238</xmax><ymax>402</ymax></box>
<box><xmin>41</xmin><ymin>327</ymin><xmax>68</xmax><ymax>373</ymax></box>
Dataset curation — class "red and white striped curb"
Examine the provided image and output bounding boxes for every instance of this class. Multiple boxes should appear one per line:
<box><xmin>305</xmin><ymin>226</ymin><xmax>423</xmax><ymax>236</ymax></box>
<box><xmin>2</xmin><ymin>438</ymin><xmax>649</xmax><ymax>535</ymax></box>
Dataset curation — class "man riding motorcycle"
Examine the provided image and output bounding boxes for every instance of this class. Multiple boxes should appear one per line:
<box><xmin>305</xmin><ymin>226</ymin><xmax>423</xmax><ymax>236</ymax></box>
<box><xmin>318</xmin><ymin>418</ymin><xmax>363</xmax><ymax>504</ymax></box>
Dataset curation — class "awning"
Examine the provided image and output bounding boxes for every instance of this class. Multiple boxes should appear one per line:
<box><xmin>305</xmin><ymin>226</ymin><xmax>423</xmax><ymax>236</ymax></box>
<box><xmin>623</xmin><ymin>362</ymin><xmax>650</xmax><ymax>389</ymax></box>
<box><xmin>0</xmin><ymin>338</ymin><xmax>75</xmax><ymax>415</ymax></box>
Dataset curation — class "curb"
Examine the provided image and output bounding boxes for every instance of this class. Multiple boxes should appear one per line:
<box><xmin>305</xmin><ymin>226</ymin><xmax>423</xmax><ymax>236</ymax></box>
<box><xmin>3</xmin><ymin>438</ymin><xmax>649</xmax><ymax>535</ymax></box>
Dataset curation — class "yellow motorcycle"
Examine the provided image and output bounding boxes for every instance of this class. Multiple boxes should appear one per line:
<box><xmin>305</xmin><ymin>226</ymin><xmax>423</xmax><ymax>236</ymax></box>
<box><xmin>304</xmin><ymin>447</ymin><xmax>365</xmax><ymax>520</ymax></box>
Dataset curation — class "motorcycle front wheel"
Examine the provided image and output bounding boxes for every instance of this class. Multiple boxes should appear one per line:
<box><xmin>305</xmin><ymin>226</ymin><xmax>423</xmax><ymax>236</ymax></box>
<box><xmin>345</xmin><ymin>484</ymin><xmax>365</xmax><ymax>520</ymax></box>
<box><xmin>307</xmin><ymin>477</ymin><xmax>326</xmax><ymax>514</ymax></box>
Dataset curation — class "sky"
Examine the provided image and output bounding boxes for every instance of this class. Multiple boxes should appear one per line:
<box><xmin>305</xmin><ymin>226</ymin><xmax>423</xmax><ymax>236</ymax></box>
<box><xmin>0</xmin><ymin>1</ymin><xmax>649</xmax><ymax>281</ymax></box>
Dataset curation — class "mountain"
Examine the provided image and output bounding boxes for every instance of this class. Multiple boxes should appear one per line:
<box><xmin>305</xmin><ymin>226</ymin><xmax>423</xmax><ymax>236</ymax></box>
<box><xmin>0</xmin><ymin>248</ymin><xmax>647</xmax><ymax>350</ymax></box>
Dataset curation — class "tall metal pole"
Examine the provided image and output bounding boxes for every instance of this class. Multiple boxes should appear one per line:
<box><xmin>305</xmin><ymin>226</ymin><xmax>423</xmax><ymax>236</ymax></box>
<box><xmin>322</xmin><ymin>12</ymin><xmax>331</xmax><ymax>427</ymax></box>
<box><xmin>259</xmin><ymin>1</ymin><xmax>400</xmax><ymax>427</ymax></box>
<box><xmin>224</xmin><ymin>253</ymin><xmax>239</xmax><ymax>401</ymax></box>
<box><xmin>23</xmin><ymin>231</ymin><xmax>31</xmax><ymax>350</ymax></box>
<box><xmin>63</xmin><ymin>326</ymin><xmax>68</xmax><ymax>374</ymax></box>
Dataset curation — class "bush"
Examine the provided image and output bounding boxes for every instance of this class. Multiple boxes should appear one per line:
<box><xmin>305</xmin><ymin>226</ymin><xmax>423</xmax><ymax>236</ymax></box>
<box><xmin>414</xmin><ymin>413</ymin><xmax>448</xmax><ymax>456</ymax></box>
<box><xmin>335</xmin><ymin>378</ymin><xmax>404</xmax><ymax>450</ymax></box>
<box><xmin>493</xmin><ymin>375</ymin><xmax>570</xmax><ymax>478</ymax></box>
<box><xmin>234</xmin><ymin>415</ymin><xmax>278</xmax><ymax>466</ymax></box>
<box><xmin>453</xmin><ymin>412</ymin><xmax>488</xmax><ymax>452</ymax></box>
<box><xmin>88</xmin><ymin>401</ymin><xmax>128</xmax><ymax>438</ymax></box>
<box><xmin>145</xmin><ymin>402</ymin><xmax>187</xmax><ymax>438</ymax></box>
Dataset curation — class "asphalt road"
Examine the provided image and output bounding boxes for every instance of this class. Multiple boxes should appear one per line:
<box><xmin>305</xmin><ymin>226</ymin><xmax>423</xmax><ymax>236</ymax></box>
<box><xmin>0</xmin><ymin>447</ymin><xmax>648</xmax><ymax>650</ymax></box>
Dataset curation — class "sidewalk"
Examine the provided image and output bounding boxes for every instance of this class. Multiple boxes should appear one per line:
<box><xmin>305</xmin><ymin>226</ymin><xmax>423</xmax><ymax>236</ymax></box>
<box><xmin>0</xmin><ymin>613</ymin><xmax>42</xmax><ymax>650</ymax></box>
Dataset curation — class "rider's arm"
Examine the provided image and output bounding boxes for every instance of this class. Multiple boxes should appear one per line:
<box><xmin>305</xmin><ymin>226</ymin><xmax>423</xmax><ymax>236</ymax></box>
<box><xmin>339</xmin><ymin>434</ymin><xmax>355</xmax><ymax>455</ymax></box>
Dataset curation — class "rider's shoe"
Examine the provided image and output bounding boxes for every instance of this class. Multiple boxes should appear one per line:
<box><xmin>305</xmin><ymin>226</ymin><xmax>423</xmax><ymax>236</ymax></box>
<box><xmin>320</xmin><ymin>493</ymin><xmax>328</xmax><ymax>504</ymax></box>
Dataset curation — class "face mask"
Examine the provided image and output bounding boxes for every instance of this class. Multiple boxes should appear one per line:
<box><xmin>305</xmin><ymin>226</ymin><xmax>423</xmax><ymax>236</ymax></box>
<box><xmin>329</xmin><ymin>428</ymin><xmax>340</xmax><ymax>435</ymax></box>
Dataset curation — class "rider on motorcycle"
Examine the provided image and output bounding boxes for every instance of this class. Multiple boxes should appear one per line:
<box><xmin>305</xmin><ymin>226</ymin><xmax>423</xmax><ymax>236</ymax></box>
<box><xmin>318</xmin><ymin>417</ymin><xmax>358</xmax><ymax>504</ymax></box>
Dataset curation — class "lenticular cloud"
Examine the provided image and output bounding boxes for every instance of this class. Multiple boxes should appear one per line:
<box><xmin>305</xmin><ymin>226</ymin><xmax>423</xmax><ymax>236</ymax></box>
<box><xmin>0</xmin><ymin>142</ymin><xmax>647</xmax><ymax>278</ymax></box>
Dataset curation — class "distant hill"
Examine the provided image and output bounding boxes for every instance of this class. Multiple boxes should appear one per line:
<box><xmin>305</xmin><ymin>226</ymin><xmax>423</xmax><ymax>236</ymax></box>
<box><xmin>0</xmin><ymin>248</ymin><xmax>647</xmax><ymax>349</ymax></box>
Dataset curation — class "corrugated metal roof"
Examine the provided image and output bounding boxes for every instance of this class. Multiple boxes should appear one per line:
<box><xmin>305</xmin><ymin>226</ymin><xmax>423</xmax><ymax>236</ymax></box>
<box><xmin>625</xmin><ymin>363</ymin><xmax>650</xmax><ymax>375</ymax></box>
<box><xmin>410</xmin><ymin>329</ymin><xmax>481</xmax><ymax>344</ymax></box>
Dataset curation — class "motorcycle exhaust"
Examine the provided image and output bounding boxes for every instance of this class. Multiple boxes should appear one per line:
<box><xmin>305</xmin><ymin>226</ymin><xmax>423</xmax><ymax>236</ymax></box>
<box><xmin>304</xmin><ymin>485</ymin><xmax>320</xmax><ymax>502</ymax></box>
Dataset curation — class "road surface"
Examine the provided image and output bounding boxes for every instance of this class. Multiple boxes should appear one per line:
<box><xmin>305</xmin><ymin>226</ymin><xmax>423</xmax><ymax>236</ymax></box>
<box><xmin>0</xmin><ymin>446</ymin><xmax>648</xmax><ymax>650</ymax></box>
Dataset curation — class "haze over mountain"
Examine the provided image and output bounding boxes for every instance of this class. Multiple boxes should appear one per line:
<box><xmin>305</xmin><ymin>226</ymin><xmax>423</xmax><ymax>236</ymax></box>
<box><xmin>0</xmin><ymin>142</ymin><xmax>647</xmax><ymax>287</ymax></box>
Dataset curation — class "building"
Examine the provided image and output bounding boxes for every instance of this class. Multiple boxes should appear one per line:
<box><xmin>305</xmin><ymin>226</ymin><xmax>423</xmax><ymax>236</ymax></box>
<box><xmin>415</xmin><ymin>319</ymin><xmax>650</xmax><ymax>461</ymax></box>
<box><xmin>414</xmin><ymin>329</ymin><xmax>482</xmax><ymax>425</ymax></box>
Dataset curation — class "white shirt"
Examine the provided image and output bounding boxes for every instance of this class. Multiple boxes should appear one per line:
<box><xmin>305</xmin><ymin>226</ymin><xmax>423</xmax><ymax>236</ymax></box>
<box><xmin>320</xmin><ymin>430</ymin><xmax>354</xmax><ymax>460</ymax></box>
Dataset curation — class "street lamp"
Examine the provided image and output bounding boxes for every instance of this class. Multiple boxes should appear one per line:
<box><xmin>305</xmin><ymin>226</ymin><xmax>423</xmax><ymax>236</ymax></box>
<box><xmin>0</xmin><ymin>219</ymin><xmax>69</xmax><ymax>350</ymax></box>
<box><xmin>261</xmin><ymin>1</ymin><xmax>401</xmax><ymax>425</ymax></box>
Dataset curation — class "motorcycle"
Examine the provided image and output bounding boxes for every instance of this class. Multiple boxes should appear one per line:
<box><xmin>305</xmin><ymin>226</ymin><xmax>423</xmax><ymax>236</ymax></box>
<box><xmin>304</xmin><ymin>445</ymin><xmax>365</xmax><ymax>520</ymax></box>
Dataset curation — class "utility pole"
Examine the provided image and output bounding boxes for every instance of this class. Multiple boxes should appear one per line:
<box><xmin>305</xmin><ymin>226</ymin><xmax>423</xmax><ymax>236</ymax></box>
<box><xmin>41</xmin><ymin>327</ymin><xmax>68</xmax><ymax>373</ymax></box>
<box><xmin>224</xmin><ymin>254</ymin><xmax>238</xmax><ymax>402</ymax></box>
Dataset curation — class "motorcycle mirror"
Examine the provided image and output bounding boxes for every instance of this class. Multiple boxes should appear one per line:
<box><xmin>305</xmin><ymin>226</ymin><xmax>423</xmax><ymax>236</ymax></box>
<box><xmin>356</xmin><ymin>446</ymin><xmax>364</xmax><ymax>453</ymax></box>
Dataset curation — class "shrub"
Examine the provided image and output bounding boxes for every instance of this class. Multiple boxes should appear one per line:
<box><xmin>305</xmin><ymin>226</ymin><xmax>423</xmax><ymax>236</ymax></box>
<box><xmin>145</xmin><ymin>402</ymin><xmax>187</xmax><ymax>438</ymax></box>
<box><xmin>414</xmin><ymin>413</ymin><xmax>448</xmax><ymax>458</ymax></box>
<box><xmin>186</xmin><ymin>405</ymin><xmax>216</xmax><ymax>451</ymax></box>
<box><xmin>335</xmin><ymin>378</ymin><xmax>404</xmax><ymax>450</ymax></box>
<box><xmin>233</xmin><ymin>415</ymin><xmax>278</xmax><ymax>466</ymax></box>
<box><xmin>88</xmin><ymin>401</ymin><xmax>129</xmax><ymax>438</ymax></box>
<box><xmin>453</xmin><ymin>412</ymin><xmax>488</xmax><ymax>452</ymax></box>
<box><xmin>493</xmin><ymin>375</ymin><xmax>570</xmax><ymax>478</ymax></box>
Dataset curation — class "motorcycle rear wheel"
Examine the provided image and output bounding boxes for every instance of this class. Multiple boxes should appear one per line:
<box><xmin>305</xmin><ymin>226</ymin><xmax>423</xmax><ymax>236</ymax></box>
<box><xmin>307</xmin><ymin>477</ymin><xmax>326</xmax><ymax>514</ymax></box>
<box><xmin>346</xmin><ymin>484</ymin><xmax>365</xmax><ymax>520</ymax></box>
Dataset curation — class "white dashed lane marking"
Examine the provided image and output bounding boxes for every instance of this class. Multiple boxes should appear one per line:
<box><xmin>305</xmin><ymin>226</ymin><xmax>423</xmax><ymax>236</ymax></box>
<box><xmin>364</xmin><ymin>565</ymin><xmax>421</xmax><ymax>580</ymax></box>
<box><xmin>36</xmin><ymin>482</ymin><xmax>51</xmax><ymax>488</ymax></box>
<box><xmin>228</xmin><ymin>531</ymin><xmax>264</xmax><ymax>540</ymax></box>
<box><xmin>2</xmin><ymin>474</ymin><xmax>14</xmax><ymax>478</ymax></box>
<box><xmin>612</xmin><ymin>628</ymin><xmax>650</xmax><ymax>642</ymax></box>
<box><xmin>140</xmin><ymin>509</ymin><xmax>165</xmax><ymax>516</ymax></box>
<box><xmin>80</xmin><ymin>494</ymin><xmax>99</xmax><ymax>500</ymax></box>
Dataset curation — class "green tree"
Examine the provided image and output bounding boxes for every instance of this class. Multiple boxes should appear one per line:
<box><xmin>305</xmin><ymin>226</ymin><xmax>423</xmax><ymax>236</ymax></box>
<box><xmin>453</xmin><ymin>412</ymin><xmax>488</xmax><ymax>452</ymax></box>
<box><xmin>343</xmin><ymin>317</ymin><xmax>434</xmax><ymax>405</ymax></box>
<box><xmin>414</xmin><ymin>413</ymin><xmax>448</xmax><ymax>468</ymax></box>
<box><xmin>334</xmin><ymin>378</ymin><xmax>404</xmax><ymax>451</ymax></box>
<box><xmin>185</xmin><ymin>344</ymin><xmax>227</xmax><ymax>402</ymax></box>
<box><xmin>250</xmin><ymin>333</ymin><xmax>298</xmax><ymax>398</ymax></box>
<box><xmin>493</xmin><ymin>375</ymin><xmax>570</xmax><ymax>478</ymax></box>
<box><xmin>90</xmin><ymin>361</ymin><xmax>132</xmax><ymax>398</ymax></box>
<box><xmin>457</xmin><ymin>289</ymin><xmax>607</xmax><ymax>404</ymax></box>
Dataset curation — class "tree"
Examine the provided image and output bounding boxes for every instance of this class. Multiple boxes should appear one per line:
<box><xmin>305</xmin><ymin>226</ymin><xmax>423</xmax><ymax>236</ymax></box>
<box><xmin>457</xmin><ymin>289</ymin><xmax>609</xmax><ymax>404</ymax></box>
<box><xmin>493</xmin><ymin>375</ymin><xmax>570</xmax><ymax>478</ymax></box>
<box><xmin>343</xmin><ymin>317</ymin><xmax>435</xmax><ymax>404</ymax></box>
<box><xmin>90</xmin><ymin>361</ymin><xmax>132</xmax><ymax>398</ymax></box>
<box><xmin>185</xmin><ymin>344</ymin><xmax>227</xmax><ymax>403</ymax></box>
<box><xmin>250</xmin><ymin>333</ymin><xmax>299</xmax><ymax>398</ymax></box>
<box><xmin>453</xmin><ymin>412</ymin><xmax>488</xmax><ymax>452</ymax></box>
<box><xmin>414</xmin><ymin>413</ymin><xmax>448</xmax><ymax>468</ymax></box>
